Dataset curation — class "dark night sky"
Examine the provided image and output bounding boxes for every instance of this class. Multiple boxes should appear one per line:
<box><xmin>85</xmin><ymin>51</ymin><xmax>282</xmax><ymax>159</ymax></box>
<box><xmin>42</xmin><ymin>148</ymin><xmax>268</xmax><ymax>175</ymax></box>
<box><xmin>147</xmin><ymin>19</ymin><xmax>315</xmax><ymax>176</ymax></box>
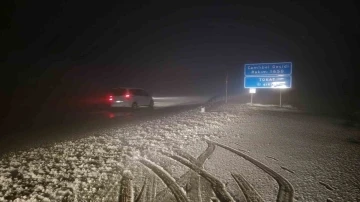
<box><xmin>1</xmin><ymin>1</ymin><xmax>359</xmax><ymax>108</ymax></box>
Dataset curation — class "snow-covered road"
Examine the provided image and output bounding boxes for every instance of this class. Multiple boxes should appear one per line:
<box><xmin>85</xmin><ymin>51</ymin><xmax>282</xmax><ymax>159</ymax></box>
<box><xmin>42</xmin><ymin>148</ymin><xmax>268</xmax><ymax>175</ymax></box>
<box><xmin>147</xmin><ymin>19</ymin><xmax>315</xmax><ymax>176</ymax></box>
<box><xmin>0</xmin><ymin>101</ymin><xmax>359</xmax><ymax>201</ymax></box>
<box><xmin>0</xmin><ymin>96</ymin><xmax>209</xmax><ymax>155</ymax></box>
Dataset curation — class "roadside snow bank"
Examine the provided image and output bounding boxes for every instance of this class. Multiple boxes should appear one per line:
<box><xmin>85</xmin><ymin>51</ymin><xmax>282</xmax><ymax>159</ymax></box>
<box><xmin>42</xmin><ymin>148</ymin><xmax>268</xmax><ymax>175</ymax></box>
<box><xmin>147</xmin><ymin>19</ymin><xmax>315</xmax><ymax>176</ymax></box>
<box><xmin>246</xmin><ymin>103</ymin><xmax>299</xmax><ymax>112</ymax></box>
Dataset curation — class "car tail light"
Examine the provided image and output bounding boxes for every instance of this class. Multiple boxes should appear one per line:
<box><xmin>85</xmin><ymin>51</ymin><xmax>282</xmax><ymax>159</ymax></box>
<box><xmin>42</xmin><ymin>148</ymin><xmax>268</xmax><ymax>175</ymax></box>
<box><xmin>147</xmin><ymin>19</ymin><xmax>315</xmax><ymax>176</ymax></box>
<box><xmin>125</xmin><ymin>94</ymin><xmax>130</xmax><ymax>98</ymax></box>
<box><xmin>109</xmin><ymin>95</ymin><xmax>113</xmax><ymax>101</ymax></box>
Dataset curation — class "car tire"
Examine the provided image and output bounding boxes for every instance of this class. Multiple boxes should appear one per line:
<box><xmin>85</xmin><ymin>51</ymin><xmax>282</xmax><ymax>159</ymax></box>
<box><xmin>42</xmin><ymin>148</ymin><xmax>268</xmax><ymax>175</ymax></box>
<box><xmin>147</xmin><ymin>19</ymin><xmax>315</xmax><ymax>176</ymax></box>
<box><xmin>131</xmin><ymin>102</ymin><xmax>138</xmax><ymax>110</ymax></box>
<box><xmin>149</xmin><ymin>100</ymin><xmax>154</xmax><ymax>109</ymax></box>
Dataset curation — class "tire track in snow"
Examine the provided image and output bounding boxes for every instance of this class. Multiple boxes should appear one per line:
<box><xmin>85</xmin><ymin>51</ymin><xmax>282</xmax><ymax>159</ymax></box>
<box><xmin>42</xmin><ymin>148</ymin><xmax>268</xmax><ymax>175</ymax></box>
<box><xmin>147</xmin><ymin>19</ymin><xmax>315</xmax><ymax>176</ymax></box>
<box><xmin>231</xmin><ymin>173</ymin><xmax>264</xmax><ymax>202</ymax></box>
<box><xmin>280</xmin><ymin>166</ymin><xmax>295</xmax><ymax>174</ymax></box>
<box><xmin>319</xmin><ymin>181</ymin><xmax>334</xmax><ymax>191</ymax></box>
<box><xmin>137</xmin><ymin>157</ymin><xmax>189</xmax><ymax>202</ymax></box>
<box><xmin>207</xmin><ymin>140</ymin><xmax>294</xmax><ymax>202</ymax></box>
<box><xmin>154</xmin><ymin>142</ymin><xmax>216</xmax><ymax>202</ymax></box>
<box><xmin>266</xmin><ymin>156</ymin><xmax>279</xmax><ymax>161</ymax></box>
<box><xmin>128</xmin><ymin>139</ymin><xmax>294</xmax><ymax>202</ymax></box>
<box><xmin>162</xmin><ymin>151</ymin><xmax>236</xmax><ymax>202</ymax></box>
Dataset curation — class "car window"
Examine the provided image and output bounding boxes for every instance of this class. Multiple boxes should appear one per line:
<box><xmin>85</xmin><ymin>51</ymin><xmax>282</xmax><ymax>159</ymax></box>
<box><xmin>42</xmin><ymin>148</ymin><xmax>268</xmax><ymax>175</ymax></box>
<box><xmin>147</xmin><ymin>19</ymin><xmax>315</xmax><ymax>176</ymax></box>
<box><xmin>120</xmin><ymin>88</ymin><xmax>148</xmax><ymax>96</ymax></box>
<box><xmin>111</xmin><ymin>88</ymin><xmax>126</xmax><ymax>96</ymax></box>
<box><xmin>141</xmin><ymin>90</ymin><xmax>149</xmax><ymax>96</ymax></box>
<box><xmin>129</xmin><ymin>89</ymin><xmax>141</xmax><ymax>96</ymax></box>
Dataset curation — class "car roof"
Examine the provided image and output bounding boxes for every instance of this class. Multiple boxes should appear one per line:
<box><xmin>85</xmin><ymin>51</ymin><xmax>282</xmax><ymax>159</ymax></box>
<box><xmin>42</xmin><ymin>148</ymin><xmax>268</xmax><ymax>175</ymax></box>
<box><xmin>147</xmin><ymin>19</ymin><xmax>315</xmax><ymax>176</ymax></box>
<box><xmin>112</xmin><ymin>87</ymin><xmax>146</xmax><ymax>90</ymax></box>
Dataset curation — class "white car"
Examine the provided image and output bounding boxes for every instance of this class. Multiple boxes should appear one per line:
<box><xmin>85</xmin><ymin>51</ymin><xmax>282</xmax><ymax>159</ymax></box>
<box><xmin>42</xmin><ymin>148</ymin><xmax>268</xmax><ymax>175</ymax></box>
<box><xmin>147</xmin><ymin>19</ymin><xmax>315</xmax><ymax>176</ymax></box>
<box><xmin>108</xmin><ymin>88</ymin><xmax>154</xmax><ymax>109</ymax></box>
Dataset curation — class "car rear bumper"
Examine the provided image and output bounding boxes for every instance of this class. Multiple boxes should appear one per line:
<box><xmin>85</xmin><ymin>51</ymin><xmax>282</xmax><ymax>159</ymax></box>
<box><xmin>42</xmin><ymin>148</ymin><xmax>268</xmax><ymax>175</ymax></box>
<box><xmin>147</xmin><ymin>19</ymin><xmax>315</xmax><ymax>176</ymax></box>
<box><xmin>110</xmin><ymin>101</ymin><xmax>132</xmax><ymax>108</ymax></box>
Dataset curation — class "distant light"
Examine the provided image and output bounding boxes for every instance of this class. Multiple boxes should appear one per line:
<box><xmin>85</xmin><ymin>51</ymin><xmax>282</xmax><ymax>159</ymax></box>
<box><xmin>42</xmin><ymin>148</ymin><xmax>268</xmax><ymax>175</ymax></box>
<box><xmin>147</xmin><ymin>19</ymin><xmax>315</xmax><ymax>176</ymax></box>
<box><xmin>109</xmin><ymin>96</ymin><xmax>113</xmax><ymax>101</ymax></box>
<box><xmin>125</xmin><ymin>94</ymin><xmax>130</xmax><ymax>98</ymax></box>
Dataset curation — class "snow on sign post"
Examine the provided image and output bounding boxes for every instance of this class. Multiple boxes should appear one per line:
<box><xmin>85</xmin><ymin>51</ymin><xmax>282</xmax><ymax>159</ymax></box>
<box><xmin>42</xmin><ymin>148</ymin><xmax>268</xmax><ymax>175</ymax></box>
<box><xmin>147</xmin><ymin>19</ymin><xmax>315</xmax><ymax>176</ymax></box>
<box><xmin>244</xmin><ymin>62</ymin><xmax>292</xmax><ymax>107</ymax></box>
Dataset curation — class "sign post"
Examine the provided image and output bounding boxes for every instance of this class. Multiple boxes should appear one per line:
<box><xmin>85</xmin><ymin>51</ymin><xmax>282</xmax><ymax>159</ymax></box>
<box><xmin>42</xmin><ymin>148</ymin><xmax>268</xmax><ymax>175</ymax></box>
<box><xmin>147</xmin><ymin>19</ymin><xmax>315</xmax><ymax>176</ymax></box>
<box><xmin>280</xmin><ymin>89</ymin><xmax>282</xmax><ymax>107</ymax></box>
<box><xmin>249</xmin><ymin>88</ymin><xmax>256</xmax><ymax>106</ymax></box>
<box><xmin>244</xmin><ymin>62</ymin><xmax>292</xmax><ymax>107</ymax></box>
<box><xmin>225</xmin><ymin>72</ymin><xmax>228</xmax><ymax>104</ymax></box>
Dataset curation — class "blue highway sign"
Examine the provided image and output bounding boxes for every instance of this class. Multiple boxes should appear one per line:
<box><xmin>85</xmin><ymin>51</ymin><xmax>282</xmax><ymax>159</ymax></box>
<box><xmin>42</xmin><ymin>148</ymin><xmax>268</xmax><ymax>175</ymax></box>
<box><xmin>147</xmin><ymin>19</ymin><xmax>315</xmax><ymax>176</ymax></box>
<box><xmin>244</xmin><ymin>62</ymin><xmax>292</xmax><ymax>76</ymax></box>
<box><xmin>244</xmin><ymin>76</ymin><xmax>292</xmax><ymax>89</ymax></box>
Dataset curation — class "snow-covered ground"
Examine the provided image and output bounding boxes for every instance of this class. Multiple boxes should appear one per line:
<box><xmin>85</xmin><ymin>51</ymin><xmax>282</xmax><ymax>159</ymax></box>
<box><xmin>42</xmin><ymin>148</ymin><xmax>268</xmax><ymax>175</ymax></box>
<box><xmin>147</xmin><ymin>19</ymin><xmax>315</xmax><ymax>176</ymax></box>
<box><xmin>210</xmin><ymin>103</ymin><xmax>360</xmax><ymax>201</ymax></box>
<box><xmin>246</xmin><ymin>103</ymin><xmax>298</xmax><ymax>111</ymax></box>
<box><xmin>0</xmin><ymin>102</ymin><xmax>359</xmax><ymax>201</ymax></box>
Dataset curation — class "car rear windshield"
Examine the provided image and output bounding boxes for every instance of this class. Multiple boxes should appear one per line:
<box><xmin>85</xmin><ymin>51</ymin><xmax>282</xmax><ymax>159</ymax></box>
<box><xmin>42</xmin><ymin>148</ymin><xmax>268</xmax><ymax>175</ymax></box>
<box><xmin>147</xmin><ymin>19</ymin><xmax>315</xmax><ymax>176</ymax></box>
<box><xmin>111</xmin><ymin>88</ymin><xmax>127</xmax><ymax>96</ymax></box>
<box><xmin>128</xmin><ymin>89</ymin><xmax>141</xmax><ymax>96</ymax></box>
<box><xmin>128</xmin><ymin>89</ymin><xmax>149</xmax><ymax>96</ymax></box>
